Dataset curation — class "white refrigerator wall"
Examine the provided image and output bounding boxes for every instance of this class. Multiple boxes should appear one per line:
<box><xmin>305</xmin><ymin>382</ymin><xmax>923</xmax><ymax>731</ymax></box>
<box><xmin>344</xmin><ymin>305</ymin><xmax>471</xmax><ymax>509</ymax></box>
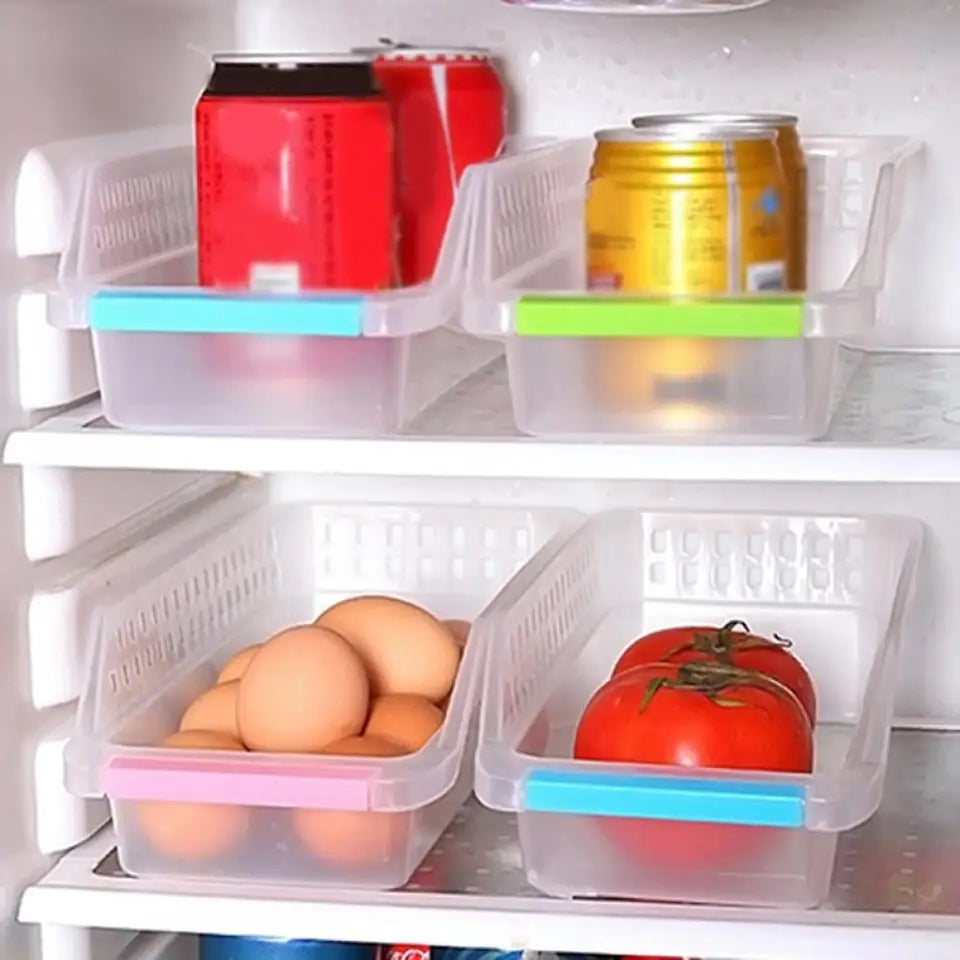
<box><xmin>0</xmin><ymin>3</ymin><xmax>234</xmax><ymax>957</ymax></box>
<box><xmin>237</xmin><ymin>0</ymin><xmax>956</xmax><ymax>348</ymax></box>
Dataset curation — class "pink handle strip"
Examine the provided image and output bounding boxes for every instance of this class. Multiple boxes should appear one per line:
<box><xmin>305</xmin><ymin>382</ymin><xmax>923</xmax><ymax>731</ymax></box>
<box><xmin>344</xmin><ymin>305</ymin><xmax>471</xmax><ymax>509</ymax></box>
<box><xmin>104</xmin><ymin>755</ymin><xmax>373</xmax><ymax>810</ymax></box>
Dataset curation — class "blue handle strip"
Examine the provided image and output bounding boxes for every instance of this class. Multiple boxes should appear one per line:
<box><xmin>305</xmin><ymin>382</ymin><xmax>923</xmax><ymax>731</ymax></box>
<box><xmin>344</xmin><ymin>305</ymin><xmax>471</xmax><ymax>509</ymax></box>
<box><xmin>526</xmin><ymin>769</ymin><xmax>805</xmax><ymax>828</ymax></box>
<box><xmin>90</xmin><ymin>290</ymin><xmax>364</xmax><ymax>337</ymax></box>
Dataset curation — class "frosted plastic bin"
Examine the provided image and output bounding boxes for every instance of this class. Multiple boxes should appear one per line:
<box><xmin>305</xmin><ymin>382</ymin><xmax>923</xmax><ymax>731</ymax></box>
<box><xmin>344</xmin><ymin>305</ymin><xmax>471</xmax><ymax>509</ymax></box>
<box><xmin>65</xmin><ymin>492</ymin><xmax>575</xmax><ymax>887</ymax></box>
<box><xmin>474</xmin><ymin>509</ymin><xmax>922</xmax><ymax>907</ymax></box>
<box><xmin>461</xmin><ymin>136</ymin><xmax>922</xmax><ymax>441</ymax></box>
<box><xmin>42</xmin><ymin>141</ymin><xmax>479</xmax><ymax>435</ymax></box>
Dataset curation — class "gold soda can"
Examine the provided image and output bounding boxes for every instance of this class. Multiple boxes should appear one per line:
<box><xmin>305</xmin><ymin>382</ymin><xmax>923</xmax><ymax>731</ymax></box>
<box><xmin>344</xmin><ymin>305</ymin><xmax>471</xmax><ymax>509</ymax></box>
<box><xmin>630</xmin><ymin>112</ymin><xmax>807</xmax><ymax>290</ymax></box>
<box><xmin>588</xmin><ymin>121</ymin><xmax>789</xmax><ymax>294</ymax></box>
<box><xmin>585</xmin><ymin>120</ymin><xmax>789</xmax><ymax>423</ymax></box>
<box><xmin>772</xmin><ymin>116</ymin><xmax>807</xmax><ymax>291</ymax></box>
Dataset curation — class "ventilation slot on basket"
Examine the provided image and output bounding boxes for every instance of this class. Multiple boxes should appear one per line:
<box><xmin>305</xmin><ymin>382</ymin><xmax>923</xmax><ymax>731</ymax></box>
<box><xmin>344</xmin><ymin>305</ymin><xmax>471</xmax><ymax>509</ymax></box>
<box><xmin>641</xmin><ymin>516</ymin><xmax>866</xmax><ymax>607</ymax></box>
<box><xmin>312</xmin><ymin>512</ymin><xmax>542</xmax><ymax>594</ymax></box>
<box><xmin>502</xmin><ymin>540</ymin><xmax>599</xmax><ymax>731</ymax></box>
<box><xmin>488</xmin><ymin>143</ymin><xmax>590</xmax><ymax>284</ymax></box>
<box><xmin>102</xmin><ymin>527</ymin><xmax>281</xmax><ymax>716</ymax></box>
<box><xmin>75</xmin><ymin>146</ymin><xmax>195</xmax><ymax>281</ymax></box>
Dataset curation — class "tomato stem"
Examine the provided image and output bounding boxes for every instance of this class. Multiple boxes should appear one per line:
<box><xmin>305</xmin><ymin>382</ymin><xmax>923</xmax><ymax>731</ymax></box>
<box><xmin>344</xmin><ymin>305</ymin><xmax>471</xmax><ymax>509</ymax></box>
<box><xmin>661</xmin><ymin>619</ymin><xmax>794</xmax><ymax>664</ymax></box>
<box><xmin>637</xmin><ymin>660</ymin><xmax>805</xmax><ymax>715</ymax></box>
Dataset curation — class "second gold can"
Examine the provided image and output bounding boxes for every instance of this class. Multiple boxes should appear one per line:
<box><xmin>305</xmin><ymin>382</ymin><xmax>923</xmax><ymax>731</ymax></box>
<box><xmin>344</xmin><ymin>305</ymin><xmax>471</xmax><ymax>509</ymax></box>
<box><xmin>587</xmin><ymin>122</ymin><xmax>790</xmax><ymax>295</ymax></box>
<box><xmin>629</xmin><ymin>112</ymin><xmax>807</xmax><ymax>291</ymax></box>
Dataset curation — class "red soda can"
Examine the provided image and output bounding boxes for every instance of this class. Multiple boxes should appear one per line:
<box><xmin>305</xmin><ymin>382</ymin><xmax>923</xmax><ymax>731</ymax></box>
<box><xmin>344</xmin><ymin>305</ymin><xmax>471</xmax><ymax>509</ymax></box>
<box><xmin>364</xmin><ymin>45</ymin><xmax>506</xmax><ymax>286</ymax></box>
<box><xmin>195</xmin><ymin>53</ymin><xmax>396</xmax><ymax>380</ymax></box>
<box><xmin>196</xmin><ymin>52</ymin><xmax>395</xmax><ymax>292</ymax></box>
<box><xmin>380</xmin><ymin>948</ymin><xmax>431</xmax><ymax>960</ymax></box>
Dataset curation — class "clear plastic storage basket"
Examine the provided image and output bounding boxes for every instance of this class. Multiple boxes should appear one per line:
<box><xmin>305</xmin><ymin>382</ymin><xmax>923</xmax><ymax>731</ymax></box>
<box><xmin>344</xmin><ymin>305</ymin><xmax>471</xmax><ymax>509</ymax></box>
<box><xmin>65</xmin><ymin>490</ymin><xmax>574</xmax><ymax>888</ymax></box>
<box><xmin>43</xmin><ymin>140</ymin><xmax>478</xmax><ymax>435</ymax></box>
<box><xmin>461</xmin><ymin>136</ymin><xmax>922</xmax><ymax>441</ymax></box>
<box><xmin>474</xmin><ymin>508</ymin><xmax>922</xmax><ymax>907</ymax></box>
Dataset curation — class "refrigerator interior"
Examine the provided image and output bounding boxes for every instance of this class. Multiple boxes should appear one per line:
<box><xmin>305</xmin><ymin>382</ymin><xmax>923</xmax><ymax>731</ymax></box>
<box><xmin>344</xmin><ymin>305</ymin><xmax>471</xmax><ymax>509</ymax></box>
<box><xmin>2</xmin><ymin>0</ymin><xmax>960</xmax><ymax>958</ymax></box>
<box><xmin>1</xmin><ymin>3</ymin><xmax>233</xmax><ymax>957</ymax></box>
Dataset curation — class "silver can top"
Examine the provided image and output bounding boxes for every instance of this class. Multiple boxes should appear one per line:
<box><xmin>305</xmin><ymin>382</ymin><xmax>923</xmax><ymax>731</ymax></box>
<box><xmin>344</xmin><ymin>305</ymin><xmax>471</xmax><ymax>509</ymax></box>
<box><xmin>631</xmin><ymin>111</ymin><xmax>799</xmax><ymax>130</ymax></box>
<box><xmin>353</xmin><ymin>42</ymin><xmax>491</xmax><ymax>61</ymax></box>
<box><xmin>597</xmin><ymin>122</ymin><xmax>777</xmax><ymax>143</ymax></box>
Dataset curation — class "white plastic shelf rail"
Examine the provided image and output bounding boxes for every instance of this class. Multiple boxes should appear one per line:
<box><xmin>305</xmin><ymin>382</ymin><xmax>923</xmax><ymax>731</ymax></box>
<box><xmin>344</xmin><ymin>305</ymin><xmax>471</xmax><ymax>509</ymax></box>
<box><xmin>8</xmin><ymin>350</ymin><xmax>960</xmax><ymax>483</ymax></box>
<box><xmin>19</xmin><ymin>730</ymin><xmax>960</xmax><ymax>960</ymax></box>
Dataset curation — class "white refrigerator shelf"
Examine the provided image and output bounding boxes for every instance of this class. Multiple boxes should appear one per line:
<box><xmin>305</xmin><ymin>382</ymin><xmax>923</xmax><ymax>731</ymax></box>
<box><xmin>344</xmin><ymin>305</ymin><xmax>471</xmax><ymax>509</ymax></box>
<box><xmin>8</xmin><ymin>350</ymin><xmax>960</xmax><ymax>483</ymax></box>
<box><xmin>19</xmin><ymin>730</ymin><xmax>960</xmax><ymax>960</ymax></box>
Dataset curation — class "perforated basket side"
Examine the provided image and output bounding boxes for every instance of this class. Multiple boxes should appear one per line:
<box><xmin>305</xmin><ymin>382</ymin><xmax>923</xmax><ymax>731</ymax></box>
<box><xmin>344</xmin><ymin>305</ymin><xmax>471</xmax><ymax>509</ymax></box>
<box><xmin>60</xmin><ymin>145</ymin><xmax>195</xmax><ymax>285</ymax></box>
<box><xmin>486</xmin><ymin>510</ymin><xmax>876</xmax><ymax>733</ymax></box>
<box><xmin>68</xmin><ymin>500</ymin><xmax>580</xmax><ymax>802</ymax></box>
<box><xmin>65</xmin><ymin>506</ymin><xmax>297</xmax><ymax>797</ymax></box>
<box><xmin>638</xmin><ymin>511</ymin><xmax>873</xmax><ymax>607</ymax></box>
<box><xmin>475</xmin><ymin>509</ymin><xmax>922</xmax><ymax>815</ymax></box>
<box><xmin>475</xmin><ymin>520</ymin><xmax>601</xmax><ymax>809</ymax></box>
<box><xmin>470</xmin><ymin>140</ymin><xmax>592</xmax><ymax>288</ymax></box>
<box><xmin>307</xmin><ymin>503</ymin><xmax>559</xmax><ymax>597</ymax></box>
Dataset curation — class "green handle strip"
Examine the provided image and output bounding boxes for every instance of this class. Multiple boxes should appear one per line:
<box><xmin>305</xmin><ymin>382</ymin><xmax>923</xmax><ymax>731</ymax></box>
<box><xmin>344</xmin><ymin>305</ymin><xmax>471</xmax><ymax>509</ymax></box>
<box><xmin>515</xmin><ymin>296</ymin><xmax>805</xmax><ymax>338</ymax></box>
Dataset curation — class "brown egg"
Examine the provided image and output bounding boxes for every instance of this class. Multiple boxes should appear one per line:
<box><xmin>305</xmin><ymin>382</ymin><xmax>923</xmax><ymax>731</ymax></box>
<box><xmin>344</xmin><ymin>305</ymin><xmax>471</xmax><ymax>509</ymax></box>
<box><xmin>322</xmin><ymin>735</ymin><xmax>406</xmax><ymax>757</ymax></box>
<box><xmin>443</xmin><ymin>619</ymin><xmax>471</xmax><ymax>648</ymax></box>
<box><xmin>179</xmin><ymin>681</ymin><xmax>241</xmax><ymax>740</ymax></box>
<box><xmin>137</xmin><ymin>730</ymin><xmax>249</xmax><ymax>862</ymax></box>
<box><xmin>293</xmin><ymin>735</ymin><xmax>408</xmax><ymax>866</ymax></box>
<box><xmin>364</xmin><ymin>694</ymin><xmax>444</xmax><ymax>753</ymax></box>
<box><xmin>237</xmin><ymin>625</ymin><xmax>369</xmax><ymax>753</ymax></box>
<box><xmin>161</xmin><ymin>729</ymin><xmax>243</xmax><ymax>750</ymax></box>
<box><xmin>315</xmin><ymin>596</ymin><xmax>459</xmax><ymax>704</ymax></box>
<box><xmin>217</xmin><ymin>645</ymin><xmax>263</xmax><ymax>684</ymax></box>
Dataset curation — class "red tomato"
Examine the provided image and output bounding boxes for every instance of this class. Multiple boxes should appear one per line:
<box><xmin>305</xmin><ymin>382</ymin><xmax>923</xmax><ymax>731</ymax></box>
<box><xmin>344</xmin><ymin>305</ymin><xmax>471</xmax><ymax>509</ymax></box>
<box><xmin>574</xmin><ymin>660</ymin><xmax>813</xmax><ymax>868</ymax></box>
<box><xmin>611</xmin><ymin>620</ymin><xmax>817</xmax><ymax>725</ymax></box>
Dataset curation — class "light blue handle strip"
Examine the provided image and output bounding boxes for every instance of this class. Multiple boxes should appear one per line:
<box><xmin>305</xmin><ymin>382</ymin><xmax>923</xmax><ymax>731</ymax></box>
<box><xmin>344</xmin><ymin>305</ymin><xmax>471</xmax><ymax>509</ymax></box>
<box><xmin>526</xmin><ymin>769</ymin><xmax>805</xmax><ymax>828</ymax></box>
<box><xmin>90</xmin><ymin>290</ymin><xmax>364</xmax><ymax>337</ymax></box>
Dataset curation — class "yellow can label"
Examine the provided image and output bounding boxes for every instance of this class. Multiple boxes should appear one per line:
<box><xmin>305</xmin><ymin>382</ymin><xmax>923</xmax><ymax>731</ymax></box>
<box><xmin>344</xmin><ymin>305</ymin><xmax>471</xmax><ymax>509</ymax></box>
<box><xmin>586</xmin><ymin>139</ymin><xmax>788</xmax><ymax>295</ymax></box>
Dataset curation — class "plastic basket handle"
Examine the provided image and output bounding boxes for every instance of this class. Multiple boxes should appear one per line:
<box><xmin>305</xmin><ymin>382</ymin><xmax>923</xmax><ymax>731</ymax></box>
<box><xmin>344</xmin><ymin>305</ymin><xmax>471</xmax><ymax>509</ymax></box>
<box><xmin>526</xmin><ymin>768</ymin><xmax>805</xmax><ymax>828</ymax></box>
<box><xmin>104</xmin><ymin>754</ymin><xmax>375</xmax><ymax>810</ymax></box>
<box><xmin>515</xmin><ymin>295</ymin><xmax>805</xmax><ymax>339</ymax></box>
<box><xmin>90</xmin><ymin>289</ymin><xmax>363</xmax><ymax>337</ymax></box>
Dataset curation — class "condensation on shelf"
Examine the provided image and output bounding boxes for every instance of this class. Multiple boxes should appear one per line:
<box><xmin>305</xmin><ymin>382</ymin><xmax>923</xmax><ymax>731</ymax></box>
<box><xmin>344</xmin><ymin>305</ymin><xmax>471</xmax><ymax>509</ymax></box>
<box><xmin>17</xmin><ymin>731</ymin><xmax>960</xmax><ymax>960</ymax></box>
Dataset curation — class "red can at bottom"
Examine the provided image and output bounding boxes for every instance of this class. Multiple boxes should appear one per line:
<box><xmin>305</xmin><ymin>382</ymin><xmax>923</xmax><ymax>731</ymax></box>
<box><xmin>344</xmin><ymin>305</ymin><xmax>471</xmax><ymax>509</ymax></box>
<box><xmin>381</xmin><ymin>948</ymin><xmax>431</xmax><ymax>960</ymax></box>
<box><xmin>195</xmin><ymin>53</ymin><xmax>396</xmax><ymax>379</ymax></box>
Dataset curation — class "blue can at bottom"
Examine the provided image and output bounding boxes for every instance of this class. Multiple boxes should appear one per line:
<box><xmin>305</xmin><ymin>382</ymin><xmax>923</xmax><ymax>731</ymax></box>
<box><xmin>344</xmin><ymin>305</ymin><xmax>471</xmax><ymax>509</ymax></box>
<box><xmin>432</xmin><ymin>951</ymin><xmax>524</xmax><ymax>960</ymax></box>
<box><xmin>200</xmin><ymin>936</ymin><xmax>378</xmax><ymax>960</ymax></box>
